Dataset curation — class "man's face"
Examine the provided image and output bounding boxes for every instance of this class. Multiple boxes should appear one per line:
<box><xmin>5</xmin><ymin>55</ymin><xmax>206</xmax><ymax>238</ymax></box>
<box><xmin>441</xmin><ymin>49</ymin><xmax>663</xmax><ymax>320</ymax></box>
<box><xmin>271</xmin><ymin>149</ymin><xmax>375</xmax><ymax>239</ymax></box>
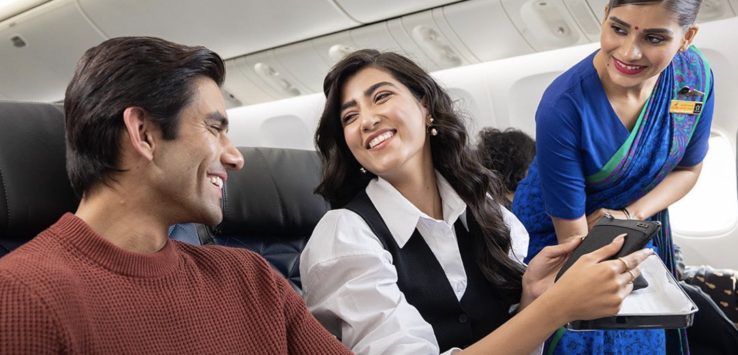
<box><xmin>151</xmin><ymin>76</ymin><xmax>244</xmax><ymax>225</ymax></box>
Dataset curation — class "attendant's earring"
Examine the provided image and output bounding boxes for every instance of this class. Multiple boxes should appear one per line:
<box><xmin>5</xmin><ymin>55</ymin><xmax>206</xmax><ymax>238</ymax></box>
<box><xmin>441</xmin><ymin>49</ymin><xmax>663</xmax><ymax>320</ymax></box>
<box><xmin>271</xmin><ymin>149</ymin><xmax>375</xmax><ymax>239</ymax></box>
<box><xmin>360</xmin><ymin>167</ymin><xmax>367</xmax><ymax>174</ymax></box>
<box><xmin>428</xmin><ymin>117</ymin><xmax>438</xmax><ymax>136</ymax></box>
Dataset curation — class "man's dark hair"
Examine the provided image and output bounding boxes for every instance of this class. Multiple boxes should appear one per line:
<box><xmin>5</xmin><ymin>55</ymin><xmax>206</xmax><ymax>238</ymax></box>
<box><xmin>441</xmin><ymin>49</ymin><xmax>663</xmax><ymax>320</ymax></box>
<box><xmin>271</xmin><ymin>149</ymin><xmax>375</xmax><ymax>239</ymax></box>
<box><xmin>476</xmin><ymin>128</ymin><xmax>535</xmax><ymax>195</ymax></box>
<box><xmin>64</xmin><ymin>36</ymin><xmax>225</xmax><ymax>196</ymax></box>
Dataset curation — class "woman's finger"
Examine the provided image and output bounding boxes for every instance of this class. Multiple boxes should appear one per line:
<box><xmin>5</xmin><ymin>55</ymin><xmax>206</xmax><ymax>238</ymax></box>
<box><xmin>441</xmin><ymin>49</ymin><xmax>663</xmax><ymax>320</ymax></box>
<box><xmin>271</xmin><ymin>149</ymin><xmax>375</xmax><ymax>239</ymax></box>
<box><xmin>541</xmin><ymin>237</ymin><xmax>582</xmax><ymax>258</ymax></box>
<box><xmin>585</xmin><ymin>233</ymin><xmax>627</xmax><ymax>262</ymax></box>
<box><xmin>620</xmin><ymin>249</ymin><xmax>655</xmax><ymax>270</ymax></box>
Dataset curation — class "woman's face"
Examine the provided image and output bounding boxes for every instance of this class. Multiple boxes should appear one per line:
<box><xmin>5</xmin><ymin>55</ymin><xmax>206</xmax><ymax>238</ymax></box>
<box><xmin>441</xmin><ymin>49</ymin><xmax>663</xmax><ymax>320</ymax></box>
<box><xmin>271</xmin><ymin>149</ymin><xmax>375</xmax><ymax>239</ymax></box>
<box><xmin>339</xmin><ymin>66</ymin><xmax>431</xmax><ymax>181</ymax></box>
<box><xmin>598</xmin><ymin>3</ymin><xmax>698</xmax><ymax>90</ymax></box>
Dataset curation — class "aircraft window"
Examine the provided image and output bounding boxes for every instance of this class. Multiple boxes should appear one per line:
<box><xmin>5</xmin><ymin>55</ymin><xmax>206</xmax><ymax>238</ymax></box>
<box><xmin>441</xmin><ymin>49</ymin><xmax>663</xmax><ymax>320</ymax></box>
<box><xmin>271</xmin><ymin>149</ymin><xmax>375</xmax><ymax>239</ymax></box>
<box><xmin>670</xmin><ymin>132</ymin><xmax>738</xmax><ymax>236</ymax></box>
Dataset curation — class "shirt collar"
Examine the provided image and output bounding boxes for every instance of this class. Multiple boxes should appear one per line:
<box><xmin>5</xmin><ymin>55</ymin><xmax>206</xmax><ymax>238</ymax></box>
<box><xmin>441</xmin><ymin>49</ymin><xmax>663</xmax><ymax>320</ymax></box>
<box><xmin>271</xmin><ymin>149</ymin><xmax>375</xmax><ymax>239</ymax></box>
<box><xmin>365</xmin><ymin>171</ymin><xmax>467</xmax><ymax>248</ymax></box>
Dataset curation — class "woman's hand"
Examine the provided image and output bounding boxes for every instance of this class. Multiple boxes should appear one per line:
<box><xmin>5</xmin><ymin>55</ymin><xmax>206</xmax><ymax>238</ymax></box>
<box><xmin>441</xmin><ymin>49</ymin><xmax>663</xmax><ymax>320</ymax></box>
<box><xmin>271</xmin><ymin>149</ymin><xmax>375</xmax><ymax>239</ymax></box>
<box><xmin>545</xmin><ymin>234</ymin><xmax>654</xmax><ymax>322</ymax></box>
<box><xmin>520</xmin><ymin>238</ymin><xmax>582</xmax><ymax>308</ymax></box>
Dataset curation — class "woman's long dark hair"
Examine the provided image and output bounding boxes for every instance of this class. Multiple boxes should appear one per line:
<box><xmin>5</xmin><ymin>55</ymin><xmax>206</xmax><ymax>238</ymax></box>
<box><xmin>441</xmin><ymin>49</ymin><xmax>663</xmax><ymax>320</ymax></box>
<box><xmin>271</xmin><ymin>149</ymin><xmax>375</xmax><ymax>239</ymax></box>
<box><xmin>314</xmin><ymin>49</ymin><xmax>524</xmax><ymax>301</ymax></box>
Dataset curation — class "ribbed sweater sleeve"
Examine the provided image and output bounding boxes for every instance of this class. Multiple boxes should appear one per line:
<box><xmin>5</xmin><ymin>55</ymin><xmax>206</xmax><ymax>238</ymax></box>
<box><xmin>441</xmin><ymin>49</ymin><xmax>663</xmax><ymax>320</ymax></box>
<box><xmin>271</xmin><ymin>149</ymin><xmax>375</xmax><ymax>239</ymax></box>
<box><xmin>277</xmin><ymin>272</ymin><xmax>349</xmax><ymax>354</ymax></box>
<box><xmin>0</xmin><ymin>271</ymin><xmax>63</xmax><ymax>354</ymax></box>
<box><xmin>0</xmin><ymin>214</ymin><xmax>352</xmax><ymax>354</ymax></box>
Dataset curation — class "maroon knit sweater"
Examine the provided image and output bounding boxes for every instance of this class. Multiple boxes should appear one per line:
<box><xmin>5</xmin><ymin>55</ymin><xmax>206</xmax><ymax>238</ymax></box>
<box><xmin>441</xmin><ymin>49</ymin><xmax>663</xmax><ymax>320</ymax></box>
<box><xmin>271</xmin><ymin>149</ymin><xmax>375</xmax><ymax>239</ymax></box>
<box><xmin>0</xmin><ymin>213</ymin><xmax>351</xmax><ymax>354</ymax></box>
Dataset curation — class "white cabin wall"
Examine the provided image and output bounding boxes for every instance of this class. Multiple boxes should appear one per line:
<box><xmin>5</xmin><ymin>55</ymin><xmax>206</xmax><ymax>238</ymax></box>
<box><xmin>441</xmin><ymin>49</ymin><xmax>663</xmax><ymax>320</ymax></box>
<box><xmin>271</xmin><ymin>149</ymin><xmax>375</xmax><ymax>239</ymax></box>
<box><xmin>228</xmin><ymin>93</ymin><xmax>324</xmax><ymax>150</ymax></box>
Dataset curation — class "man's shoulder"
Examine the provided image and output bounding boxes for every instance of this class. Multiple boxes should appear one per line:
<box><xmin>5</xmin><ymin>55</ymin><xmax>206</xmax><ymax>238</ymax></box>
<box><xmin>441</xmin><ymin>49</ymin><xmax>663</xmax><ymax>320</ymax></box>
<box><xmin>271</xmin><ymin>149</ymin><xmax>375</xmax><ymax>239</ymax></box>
<box><xmin>0</xmin><ymin>228</ymin><xmax>72</xmax><ymax>278</ymax></box>
<box><xmin>0</xmin><ymin>230</ymin><xmax>81</xmax><ymax>310</ymax></box>
<box><xmin>175</xmin><ymin>242</ymin><xmax>279</xmax><ymax>282</ymax></box>
<box><xmin>176</xmin><ymin>241</ymin><xmax>265</xmax><ymax>264</ymax></box>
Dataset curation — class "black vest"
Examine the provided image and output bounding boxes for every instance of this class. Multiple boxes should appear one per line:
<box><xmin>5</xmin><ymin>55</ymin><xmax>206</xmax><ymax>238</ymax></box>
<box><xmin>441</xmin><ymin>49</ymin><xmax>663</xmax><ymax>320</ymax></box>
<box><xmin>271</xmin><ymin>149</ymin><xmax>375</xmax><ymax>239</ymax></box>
<box><xmin>345</xmin><ymin>191</ymin><xmax>514</xmax><ymax>352</ymax></box>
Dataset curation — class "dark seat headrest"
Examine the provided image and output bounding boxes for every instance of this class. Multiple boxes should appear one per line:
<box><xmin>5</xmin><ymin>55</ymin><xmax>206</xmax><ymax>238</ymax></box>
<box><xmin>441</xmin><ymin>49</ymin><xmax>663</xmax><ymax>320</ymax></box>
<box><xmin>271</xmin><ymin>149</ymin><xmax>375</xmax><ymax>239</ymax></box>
<box><xmin>212</xmin><ymin>147</ymin><xmax>329</xmax><ymax>289</ymax></box>
<box><xmin>217</xmin><ymin>147</ymin><xmax>329</xmax><ymax>237</ymax></box>
<box><xmin>0</xmin><ymin>102</ymin><xmax>78</xmax><ymax>253</ymax></box>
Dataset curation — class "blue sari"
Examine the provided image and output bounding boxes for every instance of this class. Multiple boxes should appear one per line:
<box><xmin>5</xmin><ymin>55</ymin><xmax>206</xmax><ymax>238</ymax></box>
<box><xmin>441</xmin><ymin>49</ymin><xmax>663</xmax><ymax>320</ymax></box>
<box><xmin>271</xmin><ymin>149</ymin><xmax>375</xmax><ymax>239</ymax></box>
<box><xmin>513</xmin><ymin>46</ymin><xmax>712</xmax><ymax>355</ymax></box>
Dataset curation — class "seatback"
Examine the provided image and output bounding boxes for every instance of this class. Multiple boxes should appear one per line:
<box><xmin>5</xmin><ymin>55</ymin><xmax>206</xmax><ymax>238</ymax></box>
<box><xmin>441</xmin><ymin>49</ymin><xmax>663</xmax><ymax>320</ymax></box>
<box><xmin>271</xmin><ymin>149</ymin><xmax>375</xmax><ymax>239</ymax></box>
<box><xmin>0</xmin><ymin>101</ymin><xmax>79</xmax><ymax>256</ymax></box>
<box><xmin>210</xmin><ymin>147</ymin><xmax>329</xmax><ymax>289</ymax></box>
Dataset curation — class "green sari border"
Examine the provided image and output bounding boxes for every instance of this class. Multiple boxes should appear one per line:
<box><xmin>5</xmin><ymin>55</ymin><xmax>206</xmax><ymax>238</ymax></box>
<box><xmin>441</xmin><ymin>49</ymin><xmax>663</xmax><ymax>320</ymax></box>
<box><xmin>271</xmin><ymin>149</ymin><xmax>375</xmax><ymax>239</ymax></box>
<box><xmin>587</xmin><ymin>95</ymin><xmax>652</xmax><ymax>184</ymax></box>
<box><xmin>587</xmin><ymin>45</ymin><xmax>712</xmax><ymax>184</ymax></box>
<box><xmin>684</xmin><ymin>45</ymin><xmax>712</xmax><ymax>139</ymax></box>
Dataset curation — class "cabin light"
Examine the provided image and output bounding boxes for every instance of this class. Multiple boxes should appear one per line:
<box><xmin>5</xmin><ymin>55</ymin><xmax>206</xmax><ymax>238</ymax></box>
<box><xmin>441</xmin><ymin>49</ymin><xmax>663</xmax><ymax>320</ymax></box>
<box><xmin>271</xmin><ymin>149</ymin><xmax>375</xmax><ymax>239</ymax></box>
<box><xmin>328</xmin><ymin>44</ymin><xmax>356</xmax><ymax>62</ymax></box>
<box><xmin>411</xmin><ymin>25</ymin><xmax>462</xmax><ymax>67</ymax></box>
<box><xmin>253</xmin><ymin>62</ymin><xmax>301</xmax><ymax>97</ymax></box>
<box><xmin>0</xmin><ymin>0</ymin><xmax>48</xmax><ymax>22</ymax></box>
<box><xmin>520</xmin><ymin>0</ymin><xmax>579</xmax><ymax>44</ymax></box>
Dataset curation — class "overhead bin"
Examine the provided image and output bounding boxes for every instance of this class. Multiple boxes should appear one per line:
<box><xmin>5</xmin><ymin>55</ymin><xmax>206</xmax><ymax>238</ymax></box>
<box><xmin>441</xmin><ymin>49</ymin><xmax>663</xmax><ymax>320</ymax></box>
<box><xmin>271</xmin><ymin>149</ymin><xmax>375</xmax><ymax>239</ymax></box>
<box><xmin>0</xmin><ymin>0</ymin><xmax>106</xmax><ymax>102</ymax></box>
<box><xmin>310</xmin><ymin>21</ymin><xmax>434</xmax><ymax>72</ymax></box>
<box><xmin>441</xmin><ymin>0</ymin><xmax>534</xmax><ymax>62</ymax></box>
<box><xmin>273</xmin><ymin>41</ymin><xmax>331</xmax><ymax>93</ymax></box>
<box><xmin>501</xmin><ymin>0</ymin><xmax>593</xmax><ymax>52</ymax></box>
<box><xmin>333</xmin><ymin>0</ymin><xmax>456</xmax><ymax>23</ymax></box>
<box><xmin>235</xmin><ymin>50</ymin><xmax>311</xmax><ymax>101</ymax></box>
<box><xmin>697</xmin><ymin>0</ymin><xmax>735</xmax><ymax>22</ymax></box>
<box><xmin>563</xmin><ymin>0</ymin><xmax>601</xmax><ymax>41</ymax></box>
<box><xmin>0</xmin><ymin>0</ymin><xmax>48</xmax><ymax>22</ymax></box>
<box><xmin>587</xmin><ymin>0</ymin><xmax>736</xmax><ymax>24</ymax></box>
<box><xmin>586</xmin><ymin>0</ymin><xmax>607</xmax><ymax>21</ymax></box>
<box><xmin>311</xmin><ymin>31</ymin><xmax>357</xmax><ymax>67</ymax></box>
<box><xmin>222</xmin><ymin>60</ymin><xmax>274</xmax><ymax>106</ymax></box>
<box><xmin>77</xmin><ymin>0</ymin><xmax>359</xmax><ymax>59</ymax></box>
<box><xmin>398</xmin><ymin>9</ymin><xmax>479</xmax><ymax>70</ymax></box>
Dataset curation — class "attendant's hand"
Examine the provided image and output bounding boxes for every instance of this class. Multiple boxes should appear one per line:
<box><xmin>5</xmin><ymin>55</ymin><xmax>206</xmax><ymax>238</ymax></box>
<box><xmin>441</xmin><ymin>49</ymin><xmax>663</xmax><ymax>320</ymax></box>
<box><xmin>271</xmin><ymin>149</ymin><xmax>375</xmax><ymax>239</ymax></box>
<box><xmin>546</xmin><ymin>235</ymin><xmax>654</xmax><ymax>322</ymax></box>
<box><xmin>520</xmin><ymin>238</ymin><xmax>582</xmax><ymax>308</ymax></box>
<box><xmin>586</xmin><ymin>208</ymin><xmax>629</xmax><ymax>230</ymax></box>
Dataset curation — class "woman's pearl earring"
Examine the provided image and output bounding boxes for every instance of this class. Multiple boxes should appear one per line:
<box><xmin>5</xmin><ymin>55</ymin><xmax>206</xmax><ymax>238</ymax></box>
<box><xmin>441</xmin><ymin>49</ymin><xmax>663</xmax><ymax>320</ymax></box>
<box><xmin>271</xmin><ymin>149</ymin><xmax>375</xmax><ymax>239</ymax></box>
<box><xmin>428</xmin><ymin>117</ymin><xmax>438</xmax><ymax>136</ymax></box>
<box><xmin>360</xmin><ymin>167</ymin><xmax>367</xmax><ymax>174</ymax></box>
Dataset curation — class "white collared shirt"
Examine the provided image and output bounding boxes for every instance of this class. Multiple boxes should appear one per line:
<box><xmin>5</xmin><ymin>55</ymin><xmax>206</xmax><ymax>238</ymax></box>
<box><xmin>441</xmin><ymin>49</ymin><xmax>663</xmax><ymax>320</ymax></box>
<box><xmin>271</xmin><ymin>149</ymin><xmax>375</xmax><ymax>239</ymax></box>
<box><xmin>300</xmin><ymin>173</ymin><xmax>530</xmax><ymax>355</ymax></box>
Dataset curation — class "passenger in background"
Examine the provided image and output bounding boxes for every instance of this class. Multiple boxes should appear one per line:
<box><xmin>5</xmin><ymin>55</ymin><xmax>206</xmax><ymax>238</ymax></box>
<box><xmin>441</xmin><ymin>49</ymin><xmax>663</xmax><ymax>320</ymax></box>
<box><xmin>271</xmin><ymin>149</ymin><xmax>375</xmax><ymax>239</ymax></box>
<box><xmin>0</xmin><ymin>36</ymin><xmax>350</xmax><ymax>354</ymax></box>
<box><xmin>300</xmin><ymin>49</ymin><xmax>653</xmax><ymax>355</ymax></box>
<box><xmin>512</xmin><ymin>0</ymin><xmax>713</xmax><ymax>354</ymax></box>
<box><xmin>476</xmin><ymin>127</ymin><xmax>536</xmax><ymax>209</ymax></box>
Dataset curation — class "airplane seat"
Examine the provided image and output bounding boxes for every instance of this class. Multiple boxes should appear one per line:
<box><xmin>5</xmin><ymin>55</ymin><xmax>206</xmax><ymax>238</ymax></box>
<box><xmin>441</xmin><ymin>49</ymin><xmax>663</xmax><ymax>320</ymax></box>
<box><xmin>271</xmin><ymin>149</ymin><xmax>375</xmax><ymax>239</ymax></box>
<box><xmin>0</xmin><ymin>101</ymin><xmax>79</xmax><ymax>257</ymax></box>
<box><xmin>208</xmin><ymin>146</ymin><xmax>329</xmax><ymax>290</ymax></box>
<box><xmin>0</xmin><ymin>101</ymin><xmax>205</xmax><ymax>257</ymax></box>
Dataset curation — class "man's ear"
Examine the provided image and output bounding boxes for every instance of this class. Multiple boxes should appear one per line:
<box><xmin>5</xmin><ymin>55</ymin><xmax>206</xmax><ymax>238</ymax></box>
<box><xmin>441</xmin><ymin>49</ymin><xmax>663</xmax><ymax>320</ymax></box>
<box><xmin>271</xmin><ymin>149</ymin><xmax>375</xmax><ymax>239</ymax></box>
<box><xmin>122</xmin><ymin>107</ymin><xmax>156</xmax><ymax>161</ymax></box>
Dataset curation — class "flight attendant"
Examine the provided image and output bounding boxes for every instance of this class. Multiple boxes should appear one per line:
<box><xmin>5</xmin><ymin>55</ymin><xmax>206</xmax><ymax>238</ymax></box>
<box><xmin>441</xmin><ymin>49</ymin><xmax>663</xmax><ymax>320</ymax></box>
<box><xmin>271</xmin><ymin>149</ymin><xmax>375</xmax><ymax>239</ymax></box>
<box><xmin>513</xmin><ymin>1</ymin><xmax>713</xmax><ymax>353</ymax></box>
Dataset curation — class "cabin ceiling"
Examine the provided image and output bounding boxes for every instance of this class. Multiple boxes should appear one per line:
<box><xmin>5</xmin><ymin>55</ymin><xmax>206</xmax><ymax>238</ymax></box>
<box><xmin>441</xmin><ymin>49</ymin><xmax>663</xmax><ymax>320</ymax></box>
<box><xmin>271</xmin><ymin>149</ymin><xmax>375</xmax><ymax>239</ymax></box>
<box><xmin>0</xmin><ymin>0</ymin><xmax>736</xmax><ymax>104</ymax></box>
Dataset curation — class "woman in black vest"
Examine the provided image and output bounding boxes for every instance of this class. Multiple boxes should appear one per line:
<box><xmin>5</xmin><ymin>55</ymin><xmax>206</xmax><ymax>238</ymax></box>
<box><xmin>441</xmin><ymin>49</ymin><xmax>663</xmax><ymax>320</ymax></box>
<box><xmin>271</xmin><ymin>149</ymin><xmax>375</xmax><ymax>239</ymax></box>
<box><xmin>300</xmin><ymin>49</ymin><xmax>652</xmax><ymax>354</ymax></box>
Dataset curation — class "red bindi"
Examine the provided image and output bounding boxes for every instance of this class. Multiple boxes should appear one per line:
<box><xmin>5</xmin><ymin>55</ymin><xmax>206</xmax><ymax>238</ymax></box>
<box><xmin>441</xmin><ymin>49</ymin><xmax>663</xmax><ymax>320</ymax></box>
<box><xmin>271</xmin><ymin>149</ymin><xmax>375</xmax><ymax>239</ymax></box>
<box><xmin>634</xmin><ymin>25</ymin><xmax>639</xmax><ymax>30</ymax></box>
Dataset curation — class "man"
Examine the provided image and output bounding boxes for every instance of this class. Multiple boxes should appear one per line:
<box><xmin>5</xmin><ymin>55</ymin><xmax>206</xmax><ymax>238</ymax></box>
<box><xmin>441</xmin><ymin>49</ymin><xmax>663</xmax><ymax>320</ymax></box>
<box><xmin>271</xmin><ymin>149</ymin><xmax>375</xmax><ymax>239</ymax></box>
<box><xmin>0</xmin><ymin>37</ymin><xmax>350</xmax><ymax>354</ymax></box>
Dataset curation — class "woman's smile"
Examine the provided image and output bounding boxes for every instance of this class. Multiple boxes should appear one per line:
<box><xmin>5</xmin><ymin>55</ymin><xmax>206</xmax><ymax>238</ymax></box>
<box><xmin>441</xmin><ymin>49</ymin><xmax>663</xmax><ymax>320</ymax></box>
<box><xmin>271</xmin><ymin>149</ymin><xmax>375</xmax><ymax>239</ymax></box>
<box><xmin>366</xmin><ymin>130</ymin><xmax>395</xmax><ymax>150</ymax></box>
<box><xmin>612</xmin><ymin>57</ymin><xmax>647</xmax><ymax>75</ymax></box>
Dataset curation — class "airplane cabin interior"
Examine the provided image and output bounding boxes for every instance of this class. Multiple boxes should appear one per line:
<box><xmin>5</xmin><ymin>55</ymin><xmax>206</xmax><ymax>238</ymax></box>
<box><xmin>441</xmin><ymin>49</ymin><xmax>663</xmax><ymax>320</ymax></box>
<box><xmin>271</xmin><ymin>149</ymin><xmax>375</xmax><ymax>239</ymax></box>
<box><xmin>1</xmin><ymin>0</ymin><xmax>737</xmax><ymax>351</ymax></box>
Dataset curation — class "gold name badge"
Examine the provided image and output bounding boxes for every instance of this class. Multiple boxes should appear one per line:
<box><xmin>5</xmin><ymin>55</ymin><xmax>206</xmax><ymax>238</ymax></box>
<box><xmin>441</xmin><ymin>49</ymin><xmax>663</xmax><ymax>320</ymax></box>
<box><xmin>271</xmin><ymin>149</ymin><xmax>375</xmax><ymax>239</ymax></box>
<box><xmin>670</xmin><ymin>100</ymin><xmax>703</xmax><ymax>114</ymax></box>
